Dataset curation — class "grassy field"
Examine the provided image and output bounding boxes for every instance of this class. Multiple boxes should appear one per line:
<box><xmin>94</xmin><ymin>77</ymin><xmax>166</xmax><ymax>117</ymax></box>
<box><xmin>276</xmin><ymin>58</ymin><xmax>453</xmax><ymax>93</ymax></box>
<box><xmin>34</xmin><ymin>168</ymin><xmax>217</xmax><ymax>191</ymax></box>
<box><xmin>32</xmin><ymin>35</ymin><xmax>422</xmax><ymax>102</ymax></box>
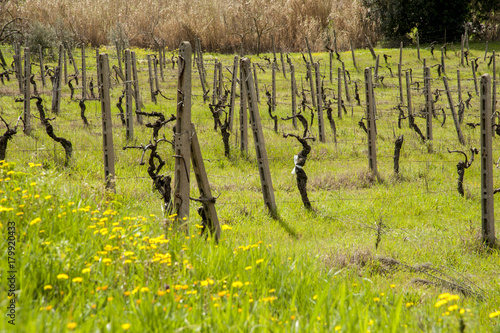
<box><xmin>0</xmin><ymin>41</ymin><xmax>500</xmax><ymax>332</ymax></box>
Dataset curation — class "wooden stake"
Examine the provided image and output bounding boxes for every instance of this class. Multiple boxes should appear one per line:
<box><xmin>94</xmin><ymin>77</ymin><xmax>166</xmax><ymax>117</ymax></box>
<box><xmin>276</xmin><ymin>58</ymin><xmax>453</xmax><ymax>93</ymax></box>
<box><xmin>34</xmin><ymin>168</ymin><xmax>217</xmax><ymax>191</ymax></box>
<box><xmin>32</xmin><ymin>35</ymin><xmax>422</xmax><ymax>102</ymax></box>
<box><xmin>131</xmin><ymin>51</ymin><xmax>143</xmax><ymax>124</ymax></box>
<box><xmin>442</xmin><ymin>76</ymin><xmax>465</xmax><ymax>145</ymax></box>
<box><xmin>350</xmin><ymin>39</ymin><xmax>357</xmax><ymax>69</ymax></box>
<box><xmin>406</xmin><ymin>71</ymin><xmax>413</xmax><ymax>127</ymax></box>
<box><xmin>81</xmin><ymin>44</ymin><xmax>86</xmax><ymax>100</ymax></box>
<box><xmin>342</xmin><ymin>61</ymin><xmax>350</xmax><ymax>102</ymax></box>
<box><xmin>228</xmin><ymin>55</ymin><xmax>238</xmax><ymax>131</ymax></box>
<box><xmin>480</xmin><ymin>74</ymin><xmax>496</xmax><ymax>247</ymax></box>
<box><xmin>173</xmin><ymin>42</ymin><xmax>192</xmax><ymax>220</ymax></box>
<box><xmin>98</xmin><ymin>53</ymin><xmax>116</xmax><ymax>192</ymax></box>
<box><xmin>280</xmin><ymin>49</ymin><xmax>287</xmax><ymax>79</ymax></box>
<box><xmin>337</xmin><ymin>67</ymin><xmax>342</xmax><ymax>118</ymax></box>
<box><xmin>416</xmin><ymin>31</ymin><xmax>420</xmax><ymax>61</ymax></box>
<box><xmin>365</xmin><ymin>35</ymin><xmax>376</xmax><ymax>59</ymax></box>
<box><xmin>189</xmin><ymin>124</ymin><xmax>221</xmax><ymax>241</ymax></box>
<box><xmin>290</xmin><ymin>63</ymin><xmax>297</xmax><ymax>128</ymax></box>
<box><xmin>147</xmin><ymin>55</ymin><xmax>156</xmax><ymax>103</ymax></box>
<box><xmin>441</xmin><ymin>47</ymin><xmax>446</xmax><ymax>74</ymax></box>
<box><xmin>241</xmin><ymin>58</ymin><xmax>277</xmax><ymax>216</ymax></box>
<box><xmin>374</xmin><ymin>55</ymin><xmax>380</xmax><ymax>82</ymax></box>
<box><xmin>424</xmin><ymin>66</ymin><xmax>433</xmax><ymax>150</ymax></box>
<box><xmin>253</xmin><ymin>63</ymin><xmax>260</xmax><ymax>103</ymax></box>
<box><xmin>472</xmin><ymin>62</ymin><xmax>479</xmax><ymax>96</ymax></box>
<box><xmin>240</xmin><ymin>60</ymin><xmax>248</xmax><ymax>154</ymax></box>
<box><xmin>315</xmin><ymin>62</ymin><xmax>325</xmax><ymax>142</ymax></box>
<box><xmin>51</xmin><ymin>45</ymin><xmax>63</xmax><ymax>115</ymax></box>
<box><xmin>39</xmin><ymin>44</ymin><xmax>46</xmax><ymax>88</ymax></box>
<box><xmin>307</xmin><ymin>62</ymin><xmax>317</xmax><ymax>109</ymax></box>
<box><xmin>272</xmin><ymin>63</ymin><xmax>276</xmax><ymax>113</ymax></box>
<box><xmin>23</xmin><ymin>48</ymin><xmax>31</xmax><ymax>135</ymax></box>
<box><xmin>124</xmin><ymin>50</ymin><xmax>133</xmax><ymax>141</ymax></box>
<box><xmin>364</xmin><ymin>67</ymin><xmax>378</xmax><ymax>175</ymax></box>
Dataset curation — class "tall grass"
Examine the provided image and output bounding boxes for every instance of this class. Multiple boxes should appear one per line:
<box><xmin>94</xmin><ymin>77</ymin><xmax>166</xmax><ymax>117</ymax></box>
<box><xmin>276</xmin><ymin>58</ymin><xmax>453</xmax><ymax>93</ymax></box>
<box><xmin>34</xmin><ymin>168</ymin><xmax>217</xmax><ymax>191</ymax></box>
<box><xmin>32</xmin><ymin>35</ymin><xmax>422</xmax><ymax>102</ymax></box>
<box><xmin>15</xmin><ymin>0</ymin><xmax>377</xmax><ymax>52</ymax></box>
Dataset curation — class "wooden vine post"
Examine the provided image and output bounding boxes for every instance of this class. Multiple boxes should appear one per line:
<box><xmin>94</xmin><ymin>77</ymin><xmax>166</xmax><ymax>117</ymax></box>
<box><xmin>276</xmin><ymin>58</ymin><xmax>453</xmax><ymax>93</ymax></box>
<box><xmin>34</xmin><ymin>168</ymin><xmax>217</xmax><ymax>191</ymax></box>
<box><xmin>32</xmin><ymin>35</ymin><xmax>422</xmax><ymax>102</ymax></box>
<box><xmin>124</xmin><ymin>49</ymin><xmax>134</xmax><ymax>140</ymax></box>
<box><xmin>290</xmin><ymin>63</ymin><xmax>297</xmax><ymax>128</ymax></box>
<box><xmin>23</xmin><ymin>48</ymin><xmax>31</xmax><ymax>135</ymax></box>
<box><xmin>350</xmin><ymin>39</ymin><xmax>357</xmax><ymax>69</ymax></box>
<box><xmin>480</xmin><ymin>74</ymin><xmax>496</xmax><ymax>247</ymax></box>
<box><xmin>39</xmin><ymin>45</ymin><xmax>46</xmax><ymax>88</ymax></box>
<box><xmin>228</xmin><ymin>55</ymin><xmax>238</xmax><ymax>131</ymax></box>
<box><xmin>424</xmin><ymin>66</ymin><xmax>433</xmax><ymax>151</ymax></box>
<box><xmin>147</xmin><ymin>55</ymin><xmax>156</xmax><ymax>103</ymax></box>
<box><xmin>52</xmin><ymin>45</ymin><xmax>63</xmax><ymax>114</ymax></box>
<box><xmin>364</xmin><ymin>67</ymin><xmax>378</xmax><ymax>176</ymax></box>
<box><xmin>131</xmin><ymin>51</ymin><xmax>143</xmax><ymax>124</ymax></box>
<box><xmin>315</xmin><ymin>62</ymin><xmax>325</xmax><ymax>142</ymax></box>
<box><xmin>253</xmin><ymin>63</ymin><xmax>260</xmax><ymax>103</ymax></box>
<box><xmin>342</xmin><ymin>62</ymin><xmax>350</xmax><ymax>102</ymax></box>
<box><xmin>442</xmin><ymin>76</ymin><xmax>465</xmax><ymax>145</ymax></box>
<box><xmin>173</xmin><ymin>42</ymin><xmax>193</xmax><ymax>220</ymax></box>
<box><xmin>173</xmin><ymin>42</ymin><xmax>220</xmax><ymax>239</ymax></box>
<box><xmin>472</xmin><ymin>62</ymin><xmax>479</xmax><ymax>96</ymax></box>
<box><xmin>493</xmin><ymin>51</ymin><xmax>497</xmax><ymax>121</ymax></box>
<box><xmin>239</xmin><ymin>60</ymin><xmax>248</xmax><ymax>155</ymax></box>
<box><xmin>337</xmin><ymin>67</ymin><xmax>342</xmax><ymax>118</ymax></box>
<box><xmin>399</xmin><ymin>42</ymin><xmax>403</xmax><ymax>103</ymax></box>
<box><xmin>98</xmin><ymin>54</ymin><xmax>116</xmax><ymax>191</ymax></box>
<box><xmin>241</xmin><ymin>58</ymin><xmax>277</xmax><ymax>217</ymax></box>
<box><xmin>405</xmin><ymin>70</ymin><xmax>413</xmax><ymax>126</ymax></box>
<box><xmin>81</xmin><ymin>44</ymin><xmax>87</xmax><ymax>100</ymax></box>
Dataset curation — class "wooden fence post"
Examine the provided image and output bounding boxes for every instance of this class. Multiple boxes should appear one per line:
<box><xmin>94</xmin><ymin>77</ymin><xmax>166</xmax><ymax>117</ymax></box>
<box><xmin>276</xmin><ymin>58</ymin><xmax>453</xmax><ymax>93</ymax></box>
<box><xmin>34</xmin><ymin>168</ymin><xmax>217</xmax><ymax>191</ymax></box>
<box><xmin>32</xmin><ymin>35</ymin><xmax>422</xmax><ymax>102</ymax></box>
<box><xmin>39</xmin><ymin>44</ymin><xmax>46</xmax><ymax>88</ymax></box>
<box><xmin>217</xmin><ymin>61</ymin><xmax>223</xmax><ymax>98</ymax></box>
<box><xmin>189</xmin><ymin>124</ymin><xmax>221</xmax><ymax>241</ymax></box>
<box><xmin>66</xmin><ymin>44</ymin><xmax>79</xmax><ymax>76</ymax></box>
<box><xmin>228</xmin><ymin>55</ymin><xmax>238</xmax><ymax>131</ymax></box>
<box><xmin>460</xmin><ymin>35</ymin><xmax>465</xmax><ymax>66</ymax></box>
<box><xmin>290</xmin><ymin>63</ymin><xmax>297</xmax><ymax>128</ymax></box>
<box><xmin>241</xmin><ymin>58</ymin><xmax>277</xmax><ymax>216</ymax></box>
<box><xmin>272</xmin><ymin>63</ymin><xmax>277</xmax><ymax>113</ymax></box>
<box><xmin>63</xmin><ymin>47</ymin><xmax>68</xmax><ymax>84</ymax></box>
<box><xmin>406</xmin><ymin>70</ymin><xmax>413</xmax><ymax>127</ymax></box>
<box><xmin>98</xmin><ymin>53</ymin><xmax>116</xmax><ymax>192</ymax></box>
<box><xmin>159</xmin><ymin>47</ymin><xmax>164</xmax><ymax>82</ymax></box>
<box><xmin>23</xmin><ymin>48</ymin><xmax>31</xmax><ymax>135</ymax></box>
<box><xmin>374</xmin><ymin>55</ymin><xmax>380</xmax><ymax>82</ymax></box>
<box><xmin>472</xmin><ymin>62</ymin><xmax>479</xmax><ymax>96</ymax></box>
<box><xmin>399</xmin><ymin>42</ymin><xmax>404</xmax><ymax>103</ymax></box>
<box><xmin>424</xmin><ymin>66</ymin><xmax>433</xmax><ymax>150</ymax></box>
<box><xmin>211</xmin><ymin>60</ymin><xmax>218</xmax><ymax>105</ymax></box>
<box><xmin>315</xmin><ymin>62</ymin><xmax>325</xmax><ymax>142</ymax></box>
<box><xmin>342</xmin><ymin>61</ymin><xmax>350</xmax><ymax>102</ymax></box>
<box><xmin>416</xmin><ymin>31</ymin><xmax>420</xmax><ymax>61</ymax></box>
<box><xmin>441</xmin><ymin>47</ymin><xmax>446</xmax><ymax>74</ymax></box>
<box><xmin>52</xmin><ymin>45</ymin><xmax>63</xmax><ymax>114</ymax></box>
<box><xmin>484</xmin><ymin>41</ymin><xmax>488</xmax><ymax>61</ymax></box>
<box><xmin>153</xmin><ymin>55</ymin><xmax>160</xmax><ymax>97</ymax></box>
<box><xmin>253</xmin><ymin>63</ymin><xmax>260</xmax><ymax>103</ymax></box>
<box><xmin>337</xmin><ymin>67</ymin><xmax>342</xmax><ymax>118</ymax></box>
<box><xmin>457</xmin><ymin>70</ymin><xmax>462</xmax><ymax>107</ymax></box>
<box><xmin>124</xmin><ymin>49</ymin><xmax>133</xmax><ymax>141</ymax></box>
<box><xmin>307</xmin><ymin>62</ymin><xmax>317</xmax><ymax>109</ymax></box>
<box><xmin>173</xmin><ymin>41</ymin><xmax>192</xmax><ymax>220</ymax></box>
<box><xmin>365</xmin><ymin>35</ymin><xmax>377</xmax><ymax>59</ymax></box>
<box><xmin>14</xmin><ymin>43</ymin><xmax>23</xmax><ymax>93</ymax></box>
<box><xmin>81</xmin><ymin>44</ymin><xmax>87</xmax><ymax>100</ymax></box>
<box><xmin>131</xmin><ymin>51</ymin><xmax>143</xmax><ymax>124</ymax></box>
<box><xmin>329</xmin><ymin>51</ymin><xmax>333</xmax><ymax>83</ymax></box>
<box><xmin>240</xmin><ymin>60</ymin><xmax>248</xmax><ymax>154</ymax></box>
<box><xmin>442</xmin><ymin>76</ymin><xmax>465</xmax><ymax>145</ymax></box>
<box><xmin>364</xmin><ymin>67</ymin><xmax>378</xmax><ymax>176</ymax></box>
<box><xmin>147</xmin><ymin>55</ymin><xmax>156</xmax><ymax>103</ymax></box>
<box><xmin>480</xmin><ymin>74</ymin><xmax>496</xmax><ymax>247</ymax></box>
<box><xmin>350</xmin><ymin>39</ymin><xmax>357</xmax><ymax>69</ymax></box>
<box><xmin>280</xmin><ymin>49</ymin><xmax>287</xmax><ymax>79</ymax></box>
<box><xmin>492</xmin><ymin>51</ymin><xmax>496</xmax><ymax>122</ymax></box>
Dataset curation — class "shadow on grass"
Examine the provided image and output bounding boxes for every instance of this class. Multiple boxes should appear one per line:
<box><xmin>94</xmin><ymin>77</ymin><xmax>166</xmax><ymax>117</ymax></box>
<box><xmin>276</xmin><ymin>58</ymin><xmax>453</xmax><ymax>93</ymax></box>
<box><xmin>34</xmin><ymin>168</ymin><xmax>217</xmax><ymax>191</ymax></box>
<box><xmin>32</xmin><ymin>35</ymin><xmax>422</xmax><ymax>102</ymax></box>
<box><xmin>271</xmin><ymin>209</ymin><xmax>300</xmax><ymax>239</ymax></box>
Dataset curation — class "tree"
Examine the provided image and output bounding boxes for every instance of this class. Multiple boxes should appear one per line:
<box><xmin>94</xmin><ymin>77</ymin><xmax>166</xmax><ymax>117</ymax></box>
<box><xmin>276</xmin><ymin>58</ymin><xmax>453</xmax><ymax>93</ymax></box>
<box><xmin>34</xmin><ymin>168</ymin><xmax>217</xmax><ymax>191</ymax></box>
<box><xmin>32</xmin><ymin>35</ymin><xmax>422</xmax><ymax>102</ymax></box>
<box><xmin>362</xmin><ymin>0</ymin><xmax>471</xmax><ymax>43</ymax></box>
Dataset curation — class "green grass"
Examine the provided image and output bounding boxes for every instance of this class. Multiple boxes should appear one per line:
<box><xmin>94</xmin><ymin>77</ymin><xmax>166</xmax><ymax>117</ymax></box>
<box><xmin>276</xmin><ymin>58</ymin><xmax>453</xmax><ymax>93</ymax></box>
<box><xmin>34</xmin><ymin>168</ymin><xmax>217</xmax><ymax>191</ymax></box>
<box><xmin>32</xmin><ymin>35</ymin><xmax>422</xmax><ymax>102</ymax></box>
<box><xmin>0</xmin><ymin>41</ymin><xmax>500</xmax><ymax>332</ymax></box>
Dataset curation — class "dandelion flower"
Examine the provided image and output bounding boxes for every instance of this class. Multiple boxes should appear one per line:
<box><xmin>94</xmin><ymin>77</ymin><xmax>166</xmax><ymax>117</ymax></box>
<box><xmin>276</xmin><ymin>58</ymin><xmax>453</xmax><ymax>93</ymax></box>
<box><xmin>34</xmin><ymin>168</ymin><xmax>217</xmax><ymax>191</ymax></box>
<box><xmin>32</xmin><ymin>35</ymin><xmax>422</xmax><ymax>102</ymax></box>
<box><xmin>72</xmin><ymin>277</ymin><xmax>83</xmax><ymax>283</ymax></box>
<box><xmin>221</xmin><ymin>224</ymin><xmax>232</xmax><ymax>230</ymax></box>
<box><xmin>57</xmin><ymin>274</ymin><xmax>69</xmax><ymax>280</ymax></box>
<box><xmin>256</xmin><ymin>259</ymin><xmax>264</xmax><ymax>264</ymax></box>
<box><xmin>44</xmin><ymin>285</ymin><xmax>53</xmax><ymax>290</ymax></box>
<box><xmin>82</xmin><ymin>268</ymin><xmax>91</xmax><ymax>274</ymax></box>
<box><xmin>231</xmin><ymin>281</ymin><xmax>243</xmax><ymax>288</ymax></box>
<box><xmin>373</xmin><ymin>297</ymin><xmax>380</xmax><ymax>302</ymax></box>
<box><xmin>489</xmin><ymin>311</ymin><xmax>500</xmax><ymax>318</ymax></box>
<box><xmin>67</xmin><ymin>322</ymin><xmax>77</xmax><ymax>330</ymax></box>
<box><xmin>435</xmin><ymin>300</ymin><xmax>448</xmax><ymax>308</ymax></box>
<box><xmin>334</xmin><ymin>325</ymin><xmax>341</xmax><ymax>331</ymax></box>
<box><xmin>122</xmin><ymin>323</ymin><xmax>131</xmax><ymax>330</ymax></box>
<box><xmin>30</xmin><ymin>217</ymin><xmax>42</xmax><ymax>226</ymax></box>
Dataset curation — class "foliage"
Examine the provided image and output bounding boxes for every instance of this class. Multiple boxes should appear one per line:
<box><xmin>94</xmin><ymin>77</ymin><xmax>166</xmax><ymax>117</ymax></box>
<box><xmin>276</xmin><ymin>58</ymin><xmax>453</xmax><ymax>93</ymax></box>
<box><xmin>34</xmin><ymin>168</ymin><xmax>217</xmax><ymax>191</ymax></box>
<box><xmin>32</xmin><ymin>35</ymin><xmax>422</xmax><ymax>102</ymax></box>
<box><xmin>25</xmin><ymin>21</ymin><xmax>57</xmax><ymax>56</ymax></box>
<box><xmin>362</xmin><ymin>0</ymin><xmax>472</xmax><ymax>43</ymax></box>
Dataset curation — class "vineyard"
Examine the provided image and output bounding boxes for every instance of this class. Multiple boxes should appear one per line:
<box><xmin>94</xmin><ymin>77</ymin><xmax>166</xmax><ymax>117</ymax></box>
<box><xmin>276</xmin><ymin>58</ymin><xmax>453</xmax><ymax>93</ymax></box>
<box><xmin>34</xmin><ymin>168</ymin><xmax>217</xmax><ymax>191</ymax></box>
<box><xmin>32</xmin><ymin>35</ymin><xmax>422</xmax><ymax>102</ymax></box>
<box><xmin>0</xmin><ymin>36</ymin><xmax>500</xmax><ymax>332</ymax></box>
